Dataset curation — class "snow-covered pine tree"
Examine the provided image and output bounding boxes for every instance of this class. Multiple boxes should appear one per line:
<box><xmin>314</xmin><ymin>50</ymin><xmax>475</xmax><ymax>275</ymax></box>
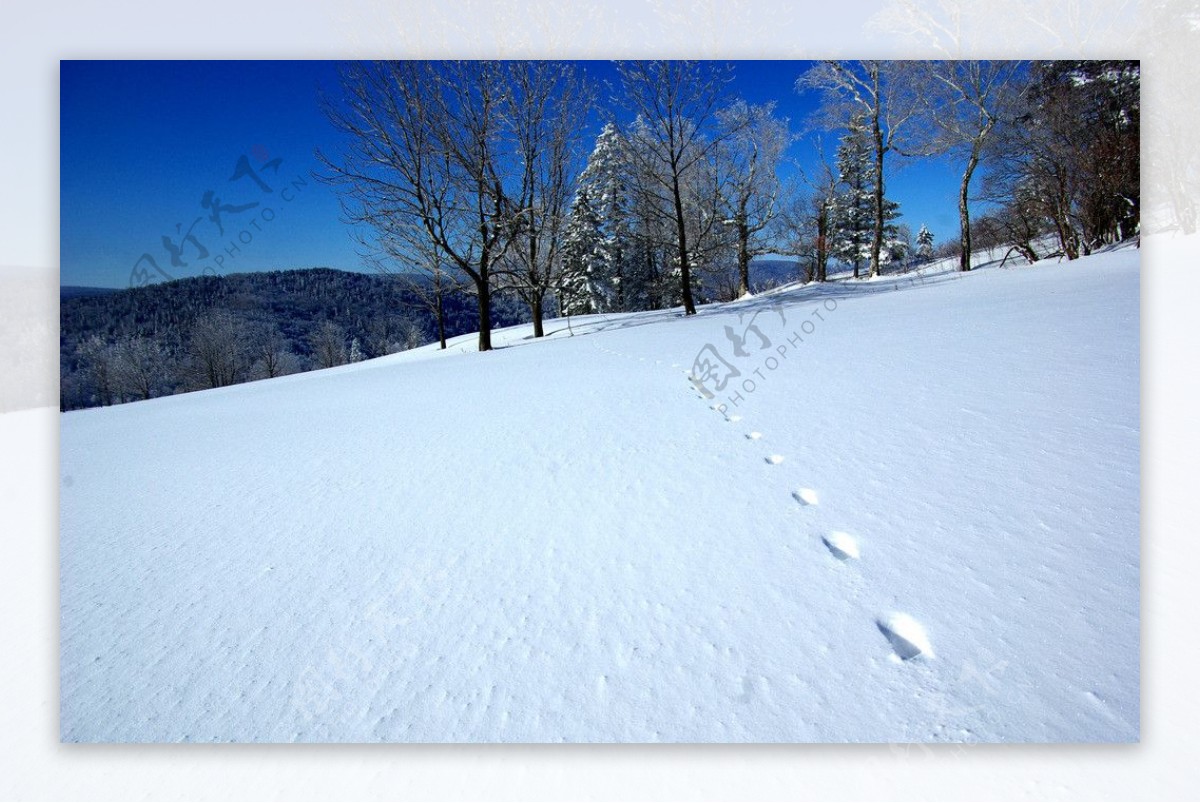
<box><xmin>882</xmin><ymin>219</ymin><xmax>908</xmax><ymax>267</ymax></box>
<box><xmin>832</xmin><ymin>115</ymin><xmax>904</xmax><ymax>278</ymax></box>
<box><xmin>916</xmin><ymin>224</ymin><xmax>934</xmax><ymax>261</ymax></box>
<box><xmin>879</xmin><ymin>197</ymin><xmax>903</xmax><ymax>268</ymax></box>
<box><xmin>572</xmin><ymin>122</ymin><xmax>637</xmax><ymax>312</ymax></box>
<box><xmin>831</xmin><ymin>116</ymin><xmax>876</xmax><ymax>279</ymax></box>
<box><xmin>560</xmin><ymin>187</ymin><xmax>607</xmax><ymax>316</ymax></box>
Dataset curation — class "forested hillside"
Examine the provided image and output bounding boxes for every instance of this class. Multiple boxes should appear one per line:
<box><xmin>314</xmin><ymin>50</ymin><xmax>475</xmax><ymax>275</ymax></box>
<box><xmin>59</xmin><ymin>268</ymin><xmax>531</xmax><ymax>410</ymax></box>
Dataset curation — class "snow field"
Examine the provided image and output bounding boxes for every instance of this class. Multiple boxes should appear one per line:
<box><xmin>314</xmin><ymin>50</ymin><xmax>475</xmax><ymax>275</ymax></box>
<box><xmin>60</xmin><ymin>248</ymin><xmax>1139</xmax><ymax>742</ymax></box>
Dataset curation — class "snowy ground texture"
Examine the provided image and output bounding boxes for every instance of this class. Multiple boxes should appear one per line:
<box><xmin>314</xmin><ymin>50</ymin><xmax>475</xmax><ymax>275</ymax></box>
<box><xmin>60</xmin><ymin>247</ymin><xmax>1139</xmax><ymax>743</ymax></box>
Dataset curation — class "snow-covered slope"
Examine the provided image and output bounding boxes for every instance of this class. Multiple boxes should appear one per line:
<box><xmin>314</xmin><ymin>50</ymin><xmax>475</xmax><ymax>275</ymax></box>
<box><xmin>60</xmin><ymin>248</ymin><xmax>1139</xmax><ymax>742</ymax></box>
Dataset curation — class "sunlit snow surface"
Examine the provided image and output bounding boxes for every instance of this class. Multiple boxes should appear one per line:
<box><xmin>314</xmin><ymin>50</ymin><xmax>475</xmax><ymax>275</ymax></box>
<box><xmin>61</xmin><ymin>248</ymin><xmax>1139</xmax><ymax>742</ymax></box>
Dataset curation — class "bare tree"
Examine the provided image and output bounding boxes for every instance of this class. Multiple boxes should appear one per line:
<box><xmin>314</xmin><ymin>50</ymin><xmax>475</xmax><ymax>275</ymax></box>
<box><xmin>621</xmin><ymin>121</ymin><xmax>686</xmax><ymax>309</ymax></box>
<box><xmin>616</xmin><ymin>61</ymin><xmax>739</xmax><ymax>315</ymax></box>
<box><xmin>779</xmin><ymin>190</ymin><xmax>831</xmax><ymax>285</ymax></box>
<box><xmin>809</xmin><ymin>190</ymin><xmax>834</xmax><ymax>283</ymax></box>
<box><xmin>716</xmin><ymin>101</ymin><xmax>790</xmax><ymax>296</ymax></box>
<box><xmin>365</xmin><ymin>315</ymin><xmax>396</xmax><ymax>357</ymax></box>
<box><xmin>397</xmin><ymin>319</ymin><xmax>427</xmax><ymax>351</ymax></box>
<box><xmin>992</xmin><ymin>184</ymin><xmax>1048</xmax><ymax>265</ymax></box>
<box><xmin>681</xmin><ymin>142</ymin><xmax>735</xmax><ymax>301</ymax></box>
<box><xmin>499</xmin><ymin>61</ymin><xmax>593</xmax><ymax>337</ymax></box>
<box><xmin>985</xmin><ymin>61</ymin><xmax>1138</xmax><ymax>260</ymax></box>
<box><xmin>251</xmin><ymin>323</ymin><xmax>299</xmax><ymax>379</ymax></box>
<box><xmin>892</xmin><ymin>222</ymin><xmax>915</xmax><ymax>269</ymax></box>
<box><xmin>309</xmin><ymin>320</ymin><xmax>348</xmax><ymax>369</ymax></box>
<box><xmin>365</xmin><ymin>314</ymin><xmax>428</xmax><ymax>355</ymax></box>
<box><xmin>111</xmin><ymin>336</ymin><xmax>167</xmax><ymax>401</ymax></box>
<box><xmin>921</xmin><ymin>60</ymin><xmax>1025</xmax><ymax>271</ymax></box>
<box><xmin>781</xmin><ymin>139</ymin><xmax>838</xmax><ymax>283</ymax></box>
<box><xmin>616</xmin><ymin>138</ymin><xmax>679</xmax><ymax>311</ymax></box>
<box><xmin>370</xmin><ymin>223</ymin><xmax>457</xmax><ymax>350</ymax></box>
<box><xmin>968</xmin><ymin>212</ymin><xmax>1006</xmax><ymax>262</ymax></box>
<box><xmin>76</xmin><ymin>335</ymin><xmax>115</xmax><ymax>406</ymax></box>
<box><xmin>798</xmin><ymin>60</ymin><xmax>926</xmax><ymax>278</ymax></box>
<box><xmin>187</xmin><ymin>311</ymin><xmax>251</xmax><ymax>390</ymax></box>
<box><xmin>320</xmin><ymin>61</ymin><xmax>520</xmax><ymax>352</ymax></box>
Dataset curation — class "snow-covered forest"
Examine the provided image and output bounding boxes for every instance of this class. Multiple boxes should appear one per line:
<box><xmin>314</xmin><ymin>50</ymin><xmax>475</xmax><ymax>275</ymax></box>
<box><xmin>322</xmin><ymin>59</ymin><xmax>1139</xmax><ymax>344</ymax></box>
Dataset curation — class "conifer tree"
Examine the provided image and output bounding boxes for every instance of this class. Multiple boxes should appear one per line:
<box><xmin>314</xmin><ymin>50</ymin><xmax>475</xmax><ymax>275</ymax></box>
<box><xmin>560</xmin><ymin>187</ymin><xmax>607</xmax><ymax>315</ymax></box>
<box><xmin>831</xmin><ymin>116</ymin><xmax>877</xmax><ymax>278</ymax></box>
<box><xmin>831</xmin><ymin>115</ymin><xmax>903</xmax><ymax>278</ymax></box>
<box><xmin>916</xmin><ymin>224</ymin><xmax>934</xmax><ymax>261</ymax></box>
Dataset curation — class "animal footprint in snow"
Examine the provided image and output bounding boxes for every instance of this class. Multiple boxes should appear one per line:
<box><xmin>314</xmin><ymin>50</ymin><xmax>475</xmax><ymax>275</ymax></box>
<box><xmin>765</xmin><ymin>454</ymin><xmax>784</xmax><ymax>465</ymax></box>
<box><xmin>822</xmin><ymin>531</ymin><xmax>859</xmax><ymax>560</ymax></box>
<box><xmin>746</xmin><ymin>432</ymin><xmax>762</xmax><ymax>441</ymax></box>
<box><xmin>876</xmin><ymin>612</ymin><xmax>934</xmax><ymax>660</ymax></box>
<box><xmin>792</xmin><ymin>488</ymin><xmax>819</xmax><ymax>506</ymax></box>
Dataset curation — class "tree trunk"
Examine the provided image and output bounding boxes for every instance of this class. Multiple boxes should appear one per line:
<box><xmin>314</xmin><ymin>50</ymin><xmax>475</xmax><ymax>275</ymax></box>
<box><xmin>816</xmin><ymin>202</ymin><xmax>829</xmax><ymax>282</ymax></box>
<box><xmin>531</xmin><ymin>292</ymin><xmax>545</xmax><ymax>338</ymax></box>
<box><xmin>436</xmin><ymin>291</ymin><xmax>447</xmax><ymax>350</ymax></box>
<box><xmin>870</xmin><ymin>107</ymin><xmax>885</xmax><ymax>279</ymax></box>
<box><xmin>737</xmin><ymin>219</ymin><xmax>751</xmax><ymax>297</ymax></box>
<box><xmin>646</xmin><ymin>250</ymin><xmax>658</xmax><ymax>310</ymax></box>
<box><xmin>476</xmin><ymin>274</ymin><xmax>493</xmax><ymax>352</ymax></box>
<box><xmin>958</xmin><ymin>147</ymin><xmax>980</xmax><ymax>272</ymax></box>
<box><xmin>528</xmin><ymin>231</ymin><xmax>545</xmax><ymax>338</ymax></box>
<box><xmin>672</xmin><ymin>173</ymin><xmax>697</xmax><ymax>315</ymax></box>
<box><xmin>615</xmin><ymin>254</ymin><xmax>625</xmax><ymax>311</ymax></box>
<box><xmin>1053</xmin><ymin>193</ymin><xmax>1080</xmax><ymax>260</ymax></box>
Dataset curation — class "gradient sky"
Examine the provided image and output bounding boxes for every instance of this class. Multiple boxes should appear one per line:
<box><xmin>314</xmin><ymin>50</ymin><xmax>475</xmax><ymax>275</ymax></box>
<box><xmin>60</xmin><ymin>60</ymin><xmax>967</xmax><ymax>289</ymax></box>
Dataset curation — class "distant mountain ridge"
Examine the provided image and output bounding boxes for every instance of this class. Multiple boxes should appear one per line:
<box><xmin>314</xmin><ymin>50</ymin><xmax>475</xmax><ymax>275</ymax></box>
<box><xmin>61</xmin><ymin>285</ymin><xmax>120</xmax><ymax>300</ymax></box>
<box><xmin>750</xmin><ymin>259</ymin><xmax>804</xmax><ymax>290</ymax></box>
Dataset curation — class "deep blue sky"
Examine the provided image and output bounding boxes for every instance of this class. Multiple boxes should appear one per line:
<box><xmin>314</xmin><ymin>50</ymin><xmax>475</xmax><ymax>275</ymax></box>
<box><xmin>61</xmin><ymin>60</ymin><xmax>966</xmax><ymax>289</ymax></box>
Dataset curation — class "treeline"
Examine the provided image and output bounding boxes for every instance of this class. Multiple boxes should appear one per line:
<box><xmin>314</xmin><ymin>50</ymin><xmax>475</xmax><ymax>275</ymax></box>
<box><xmin>59</xmin><ymin>268</ymin><xmax>530</xmax><ymax>410</ymax></box>
<box><xmin>321</xmin><ymin>60</ymin><xmax>1139</xmax><ymax>352</ymax></box>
